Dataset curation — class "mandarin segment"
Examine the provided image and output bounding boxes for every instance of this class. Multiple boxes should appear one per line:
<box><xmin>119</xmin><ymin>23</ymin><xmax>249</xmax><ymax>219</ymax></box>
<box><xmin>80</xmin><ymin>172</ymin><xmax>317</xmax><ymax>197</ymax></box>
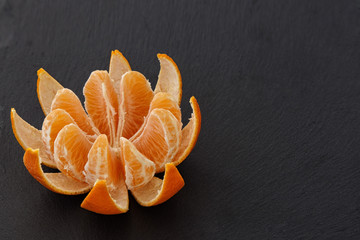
<box><xmin>150</xmin><ymin>92</ymin><xmax>181</xmax><ymax>121</ymax></box>
<box><xmin>120</xmin><ymin>71</ymin><xmax>154</xmax><ymax>139</ymax></box>
<box><xmin>54</xmin><ymin>124</ymin><xmax>93</xmax><ymax>182</ymax></box>
<box><xmin>84</xmin><ymin>71</ymin><xmax>119</xmax><ymax>146</ymax></box>
<box><xmin>132</xmin><ymin>108</ymin><xmax>182</xmax><ymax>172</ymax></box>
<box><xmin>42</xmin><ymin>109</ymin><xmax>76</xmax><ymax>160</ymax></box>
<box><xmin>130</xmin><ymin>92</ymin><xmax>181</xmax><ymax>141</ymax></box>
<box><xmin>120</xmin><ymin>137</ymin><xmax>155</xmax><ymax>190</ymax></box>
<box><xmin>51</xmin><ymin>88</ymin><xmax>98</xmax><ymax>136</ymax></box>
<box><xmin>84</xmin><ymin>135</ymin><xmax>111</xmax><ymax>186</ymax></box>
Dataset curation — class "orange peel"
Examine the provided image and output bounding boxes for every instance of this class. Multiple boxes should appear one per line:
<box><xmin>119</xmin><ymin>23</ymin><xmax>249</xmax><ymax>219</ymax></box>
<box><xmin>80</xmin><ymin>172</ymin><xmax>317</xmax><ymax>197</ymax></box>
<box><xmin>131</xmin><ymin>163</ymin><xmax>185</xmax><ymax>206</ymax></box>
<box><xmin>37</xmin><ymin>68</ymin><xmax>64</xmax><ymax>116</ymax></box>
<box><xmin>172</xmin><ymin>96</ymin><xmax>201</xmax><ymax>166</ymax></box>
<box><xmin>155</xmin><ymin>54</ymin><xmax>182</xmax><ymax>105</ymax></box>
<box><xmin>11</xmin><ymin>108</ymin><xmax>57</xmax><ymax>168</ymax></box>
<box><xmin>81</xmin><ymin>179</ymin><xmax>129</xmax><ymax>215</ymax></box>
<box><xmin>23</xmin><ymin>148</ymin><xmax>91</xmax><ymax>195</ymax></box>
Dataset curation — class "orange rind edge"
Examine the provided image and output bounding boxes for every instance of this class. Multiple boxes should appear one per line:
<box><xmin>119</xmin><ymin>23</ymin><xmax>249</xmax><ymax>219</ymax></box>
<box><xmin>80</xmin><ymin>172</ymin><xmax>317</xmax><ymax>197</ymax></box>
<box><xmin>156</xmin><ymin>54</ymin><xmax>182</xmax><ymax>105</ymax></box>
<box><xmin>11</xmin><ymin>108</ymin><xmax>28</xmax><ymax>153</ymax></box>
<box><xmin>23</xmin><ymin>148</ymin><xmax>91</xmax><ymax>195</ymax></box>
<box><xmin>111</xmin><ymin>50</ymin><xmax>132</xmax><ymax>71</ymax></box>
<box><xmin>81</xmin><ymin>179</ymin><xmax>129</xmax><ymax>215</ymax></box>
<box><xmin>11</xmin><ymin>108</ymin><xmax>57</xmax><ymax>168</ymax></box>
<box><xmin>173</xmin><ymin>96</ymin><xmax>201</xmax><ymax>167</ymax></box>
<box><xmin>37</xmin><ymin>68</ymin><xmax>63</xmax><ymax>116</ymax></box>
<box><xmin>131</xmin><ymin>163</ymin><xmax>185</xmax><ymax>207</ymax></box>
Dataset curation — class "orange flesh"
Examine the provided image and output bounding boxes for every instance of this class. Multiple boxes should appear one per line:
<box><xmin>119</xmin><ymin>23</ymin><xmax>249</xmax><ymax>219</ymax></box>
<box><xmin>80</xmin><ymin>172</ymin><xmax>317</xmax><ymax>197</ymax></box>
<box><xmin>84</xmin><ymin>135</ymin><xmax>111</xmax><ymax>186</ymax></box>
<box><xmin>120</xmin><ymin>137</ymin><xmax>155</xmax><ymax>189</ymax></box>
<box><xmin>120</xmin><ymin>71</ymin><xmax>154</xmax><ymax>139</ymax></box>
<box><xmin>54</xmin><ymin>124</ymin><xmax>93</xmax><ymax>182</ymax></box>
<box><xmin>42</xmin><ymin>109</ymin><xmax>76</xmax><ymax>160</ymax></box>
<box><xmin>132</xmin><ymin>108</ymin><xmax>182</xmax><ymax>172</ymax></box>
<box><xmin>130</xmin><ymin>92</ymin><xmax>181</xmax><ymax>141</ymax></box>
<box><xmin>84</xmin><ymin>71</ymin><xmax>119</xmax><ymax>146</ymax></box>
<box><xmin>51</xmin><ymin>88</ymin><xmax>98</xmax><ymax>136</ymax></box>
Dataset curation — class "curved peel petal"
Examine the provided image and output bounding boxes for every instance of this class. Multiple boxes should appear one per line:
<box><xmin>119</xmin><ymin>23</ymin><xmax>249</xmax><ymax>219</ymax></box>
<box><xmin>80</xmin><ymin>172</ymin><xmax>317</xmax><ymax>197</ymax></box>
<box><xmin>23</xmin><ymin>148</ymin><xmax>91</xmax><ymax>195</ymax></box>
<box><xmin>81</xmin><ymin>179</ymin><xmax>129</xmax><ymax>214</ymax></box>
<box><xmin>131</xmin><ymin>163</ymin><xmax>184</xmax><ymax>206</ymax></box>
<box><xmin>109</xmin><ymin>50</ymin><xmax>131</xmax><ymax>89</ymax></box>
<box><xmin>154</xmin><ymin>54</ymin><xmax>182</xmax><ymax>105</ymax></box>
<box><xmin>11</xmin><ymin>108</ymin><xmax>56</xmax><ymax>168</ymax></box>
<box><xmin>172</xmin><ymin>96</ymin><xmax>201</xmax><ymax>166</ymax></box>
<box><xmin>37</xmin><ymin>68</ymin><xmax>64</xmax><ymax>116</ymax></box>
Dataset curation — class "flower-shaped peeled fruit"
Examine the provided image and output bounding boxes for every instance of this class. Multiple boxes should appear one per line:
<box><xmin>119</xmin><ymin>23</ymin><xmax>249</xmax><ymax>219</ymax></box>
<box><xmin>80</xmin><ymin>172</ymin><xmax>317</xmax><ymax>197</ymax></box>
<box><xmin>11</xmin><ymin>51</ymin><xmax>201</xmax><ymax>214</ymax></box>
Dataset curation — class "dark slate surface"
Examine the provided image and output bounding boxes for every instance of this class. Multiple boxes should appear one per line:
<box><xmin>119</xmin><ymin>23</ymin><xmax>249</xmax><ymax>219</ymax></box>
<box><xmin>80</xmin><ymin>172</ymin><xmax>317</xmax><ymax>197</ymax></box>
<box><xmin>1</xmin><ymin>0</ymin><xmax>360</xmax><ymax>239</ymax></box>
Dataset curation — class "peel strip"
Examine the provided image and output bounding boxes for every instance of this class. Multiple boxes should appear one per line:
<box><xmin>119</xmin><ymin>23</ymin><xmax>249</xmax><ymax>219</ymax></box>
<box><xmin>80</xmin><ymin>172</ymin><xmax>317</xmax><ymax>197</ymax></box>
<box><xmin>81</xmin><ymin>179</ymin><xmax>129</xmax><ymax>214</ymax></box>
<box><xmin>23</xmin><ymin>148</ymin><xmax>91</xmax><ymax>195</ymax></box>
<box><xmin>37</xmin><ymin>68</ymin><xmax>64</xmax><ymax>116</ymax></box>
<box><xmin>172</xmin><ymin>97</ymin><xmax>201</xmax><ymax>166</ymax></box>
<box><xmin>11</xmin><ymin>108</ymin><xmax>57</xmax><ymax>168</ymax></box>
<box><xmin>131</xmin><ymin>163</ymin><xmax>184</xmax><ymax>206</ymax></box>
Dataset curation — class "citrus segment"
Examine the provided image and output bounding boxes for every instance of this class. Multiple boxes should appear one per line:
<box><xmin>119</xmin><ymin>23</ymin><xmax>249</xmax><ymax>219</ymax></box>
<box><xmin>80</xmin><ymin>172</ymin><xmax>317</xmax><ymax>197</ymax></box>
<box><xmin>131</xmin><ymin>163</ymin><xmax>184</xmax><ymax>206</ymax></box>
<box><xmin>109</xmin><ymin>50</ymin><xmax>131</xmax><ymax>89</ymax></box>
<box><xmin>23</xmin><ymin>148</ymin><xmax>91</xmax><ymax>195</ymax></box>
<box><xmin>51</xmin><ymin>88</ymin><xmax>98</xmax><ymax>136</ymax></box>
<box><xmin>84</xmin><ymin>71</ymin><xmax>118</xmax><ymax>146</ymax></box>
<box><xmin>120</xmin><ymin>71</ymin><xmax>154</xmax><ymax>139</ymax></box>
<box><xmin>42</xmin><ymin>109</ymin><xmax>76</xmax><ymax>160</ymax></box>
<box><xmin>120</xmin><ymin>138</ymin><xmax>155</xmax><ymax>190</ymax></box>
<box><xmin>173</xmin><ymin>97</ymin><xmax>201</xmax><ymax>166</ymax></box>
<box><xmin>84</xmin><ymin>134</ymin><xmax>111</xmax><ymax>186</ymax></box>
<box><xmin>37</xmin><ymin>68</ymin><xmax>64</xmax><ymax>116</ymax></box>
<box><xmin>130</xmin><ymin>92</ymin><xmax>181</xmax><ymax>141</ymax></box>
<box><xmin>81</xmin><ymin>179</ymin><xmax>129</xmax><ymax>214</ymax></box>
<box><xmin>150</xmin><ymin>92</ymin><xmax>181</xmax><ymax>121</ymax></box>
<box><xmin>154</xmin><ymin>54</ymin><xmax>182</xmax><ymax>105</ymax></box>
<box><xmin>11</xmin><ymin>108</ymin><xmax>56</xmax><ymax>168</ymax></box>
<box><xmin>54</xmin><ymin>124</ymin><xmax>92</xmax><ymax>182</ymax></box>
<box><xmin>132</xmin><ymin>108</ymin><xmax>182</xmax><ymax>172</ymax></box>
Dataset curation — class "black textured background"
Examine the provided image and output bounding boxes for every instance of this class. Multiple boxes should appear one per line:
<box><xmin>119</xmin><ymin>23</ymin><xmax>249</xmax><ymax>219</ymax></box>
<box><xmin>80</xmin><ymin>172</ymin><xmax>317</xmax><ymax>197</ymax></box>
<box><xmin>1</xmin><ymin>0</ymin><xmax>360</xmax><ymax>239</ymax></box>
